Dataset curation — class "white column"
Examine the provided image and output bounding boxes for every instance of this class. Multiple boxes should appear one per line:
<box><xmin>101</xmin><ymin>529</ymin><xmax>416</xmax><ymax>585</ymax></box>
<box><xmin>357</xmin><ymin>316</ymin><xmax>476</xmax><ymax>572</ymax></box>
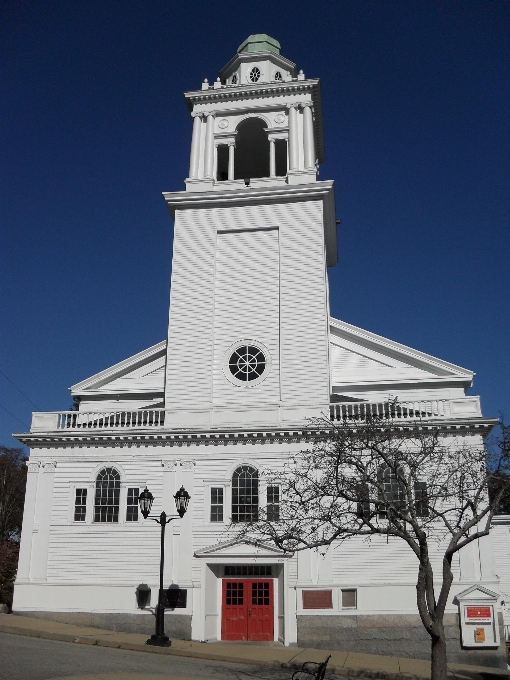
<box><xmin>189</xmin><ymin>113</ymin><xmax>202</xmax><ymax>179</ymax></box>
<box><xmin>478</xmin><ymin>525</ymin><xmax>498</xmax><ymax>581</ymax></box>
<box><xmin>287</xmin><ymin>104</ymin><xmax>299</xmax><ymax>171</ymax></box>
<box><xmin>162</xmin><ymin>460</ymin><xmax>178</xmax><ymax>587</ymax></box>
<box><xmin>30</xmin><ymin>461</ymin><xmax>56</xmax><ymax>581</ymax></box>
<box><xmin>16</xmin><ymin>462</ymin><xmax>40</xmax><ymax>581</ymax></box>
<box><xmin>269</xmin><ymin>138</ymin><xmax>276</xmax><ymax>177</ymax></box>
<box><xmin>178</xmin><ymin>461</ymin><xmax>194</xmax><ymax>587</ymax></box>
<box><xmin>228</xmin><ymin>142</ymin><xmax>235</xmax><ymax>180</ymax></box>
<box><xmin>204</xmin><ymin>112</ymin><xmax>215</xmax><ymax>179</ymax></box>
<box><xmin>302</xmin><ymin>102</ymin><xmax>316</xmax><ymax>171</ymax></box>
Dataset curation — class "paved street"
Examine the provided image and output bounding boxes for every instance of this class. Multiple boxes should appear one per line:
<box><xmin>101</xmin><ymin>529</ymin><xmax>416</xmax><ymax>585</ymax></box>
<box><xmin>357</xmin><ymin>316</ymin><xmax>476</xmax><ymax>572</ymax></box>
<box><xmin>0</xmin><ymin>633</ymin><xmax>296</xmax><ymax>680</ymax></box>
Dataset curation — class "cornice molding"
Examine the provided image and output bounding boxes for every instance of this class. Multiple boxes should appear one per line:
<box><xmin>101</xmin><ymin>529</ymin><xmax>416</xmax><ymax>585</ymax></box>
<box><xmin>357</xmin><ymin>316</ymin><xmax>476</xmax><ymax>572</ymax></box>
<box><xmin>14</xmin><ymin>417</ymin><xmax>498</xmax><ymax>449</ymax></box>
<box><xmin>163</xmin><ymin>180</ymin><xmax>335</xmax><ymax>214</ymax></box>
<box><xmin>184</xmin><ymin>79</ymin><xmax>319</xmax><ymax>108</ymax></box>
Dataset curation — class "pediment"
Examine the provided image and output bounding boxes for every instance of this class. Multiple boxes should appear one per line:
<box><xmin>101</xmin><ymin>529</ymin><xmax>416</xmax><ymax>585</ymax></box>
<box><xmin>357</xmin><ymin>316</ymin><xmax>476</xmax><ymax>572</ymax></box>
<box><xmin>195</xmin><ymin>538</ymin><xmax>290</xmax><ymax>558</ymax></box>
<box><xmin>71</xmin><ymin>341</ymin><xmax>166</xmax><ymax>396</ymax></box>
<box><xmin>329</xmin><ymin>317</ymin><xmax>474</xmax><ymax>389</ymax></box>
<box><xmin>454</xmin><ymin>585</ymin><xmax>499</xmax><ymax>603</ymax></box>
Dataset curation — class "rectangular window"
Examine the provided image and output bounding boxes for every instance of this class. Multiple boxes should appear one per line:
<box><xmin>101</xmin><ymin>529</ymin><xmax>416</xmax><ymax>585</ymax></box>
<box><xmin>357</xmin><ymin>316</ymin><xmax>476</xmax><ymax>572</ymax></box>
<box><xmin>341</xmin><ymin>589</ymin><xmax>357</xmax><ymax>609</ymax></box>
<box><xmin>356</xmin><ymin>483</ymin><xmax>370</xmax><ymax>519</ymax></box>
<box><xmin>414</xmin><ymin>481</ymin><xmax>429</xmax><ymax>517</ymax></box>
<box><xmin>210</xmin><ymin>487</ymin><xmax>224</xmax><ymax>522</ymax></box>
<box><xmin>224</xmin><ymin>565</ymin><xmax>272</xmax><ymax>576</ymax></box>
<box><xmin>267</xmin><ymin>485</ymin><xmax>280</xmax><ymax>521</ymax></box>
<box><xmin>74</xmin><ymin>488</ymin><xmax>87</xmax><ymax>521</ymax></box>
<box><xmin>126</xmin><ymin>488</ymin><xmax>139</xmax><ymax>522</ymax></box>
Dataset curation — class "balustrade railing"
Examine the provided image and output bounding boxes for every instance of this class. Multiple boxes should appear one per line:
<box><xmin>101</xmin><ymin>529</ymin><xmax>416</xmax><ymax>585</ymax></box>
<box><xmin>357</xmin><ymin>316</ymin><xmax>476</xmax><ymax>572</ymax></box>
<box><xmin>29</xmin><ymin>397</ymin><xmax>477</xmax><ymax>432</ymax></box>
<box><xmin>57</xmin><ymin>410</ymin><xmax>166</xmax><ymax>430</ymax></box>
<box><xmin>329</xmin><ymin>400</ymin><xmax>448</xmax><ymax>422</ymax></box>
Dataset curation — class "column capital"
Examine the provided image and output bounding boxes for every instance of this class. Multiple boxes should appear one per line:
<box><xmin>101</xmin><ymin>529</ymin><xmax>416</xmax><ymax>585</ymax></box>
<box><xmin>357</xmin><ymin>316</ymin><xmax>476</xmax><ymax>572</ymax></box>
<box><xmin>42</xmin><ymin>461</ymin><xmax>57</xmax><ymax>473</ymax></box>
<box><xmin>191</xmin><ymin>111</ymin><xmax>203</xmax><ymax>119</ymax></box>
<box><xmin>301</xmin><ymin>101</ymin><xmax>313</xmax><ymax>109</ymax></box>
<box><xmin>27</xmin><ymin>462</ymin><xmax>40</xmax><ymax>473</ymax></box>
<box><xmin>287</xmin><ymin>102</ymin><xmax>299</xmax><ymax>110</ymax></box>
<box><xmin>181</xmin><ymin>460</ymin><xmax>195</xmax><ymax>470</ymax></box>
<box><xmin>203</xmin><ymin>111</ymin><xmax>216</xmax><ymax>119</ymax></box>
<box><xmin>161</xmin><ymin>460</ymin><xmax>179</xmax><ymax>470</ymax></box>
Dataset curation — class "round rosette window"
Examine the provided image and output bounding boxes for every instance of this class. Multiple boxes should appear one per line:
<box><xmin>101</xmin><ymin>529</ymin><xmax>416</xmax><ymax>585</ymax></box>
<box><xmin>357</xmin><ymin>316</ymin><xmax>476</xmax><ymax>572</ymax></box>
<box><xmin>249</xmin><ymin>66</ymin><xmax>261</xmax><ymax>83</ymax></box>
<box><xmin>224</xmin><ymin>341</ymin><xmax>271</xmax><ymax>386</ymax></box>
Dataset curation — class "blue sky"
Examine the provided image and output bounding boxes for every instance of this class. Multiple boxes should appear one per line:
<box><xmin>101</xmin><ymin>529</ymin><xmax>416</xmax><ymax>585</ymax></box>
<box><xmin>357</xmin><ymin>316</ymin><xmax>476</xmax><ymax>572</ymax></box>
<box><xmin>1</xmin><ymin>1</ymin><xmax>509</xmax><ymax>449</ymax></box>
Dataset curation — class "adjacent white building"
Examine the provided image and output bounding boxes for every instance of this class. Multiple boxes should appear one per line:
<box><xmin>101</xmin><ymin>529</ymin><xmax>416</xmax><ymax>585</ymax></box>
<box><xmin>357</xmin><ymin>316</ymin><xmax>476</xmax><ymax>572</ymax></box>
<box><xmin>13</xmin><ymin>34</ymin><xmax>507</xmax><ymax>667</ymax></box>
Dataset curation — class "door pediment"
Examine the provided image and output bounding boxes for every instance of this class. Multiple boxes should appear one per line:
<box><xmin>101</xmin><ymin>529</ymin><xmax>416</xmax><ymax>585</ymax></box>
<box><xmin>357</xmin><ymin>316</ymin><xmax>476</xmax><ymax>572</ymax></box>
<box><xmin>195</xmin><ymin>538</ymin><xmax>290</xmax><ymax>558</ymax></box>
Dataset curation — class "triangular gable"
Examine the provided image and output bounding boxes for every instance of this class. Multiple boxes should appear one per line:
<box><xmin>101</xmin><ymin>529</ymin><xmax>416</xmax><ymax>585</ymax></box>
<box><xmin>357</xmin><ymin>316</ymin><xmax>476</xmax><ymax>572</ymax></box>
<box><xmin>329</xmin><ymin>317</ymin><xmax>474</xmax><ymax>388</ymax></box>
<box><xmin>195</xmin><ymin>538</ymin><xmax>290</xmax><ymax>558</ymax></box>
<box><xmin>71</xmin><ymin>341</ymin><xmax>166</xmax><ymax>396</ymax></box>
<box><xmin>454</xmin><ymin>585</ymin><xmax>499</xmax><ymax>603</ymax></box>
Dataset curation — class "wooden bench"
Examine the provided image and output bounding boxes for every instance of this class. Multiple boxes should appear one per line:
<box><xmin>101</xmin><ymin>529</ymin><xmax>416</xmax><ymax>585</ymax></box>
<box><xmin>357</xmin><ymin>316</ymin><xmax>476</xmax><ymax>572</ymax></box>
<box><xmin>291</xmin><ymin>655</ymin><xmax>331</xmax><ymax>680</ymax></box>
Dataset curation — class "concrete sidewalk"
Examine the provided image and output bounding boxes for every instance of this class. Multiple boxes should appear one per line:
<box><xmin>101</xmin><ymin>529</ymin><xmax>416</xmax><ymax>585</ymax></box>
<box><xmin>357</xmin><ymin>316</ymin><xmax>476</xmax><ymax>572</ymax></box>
<box><xmin>0</xmin><ymin>614</ymin><xmax>508</xmax><ymax>680</ymax></box>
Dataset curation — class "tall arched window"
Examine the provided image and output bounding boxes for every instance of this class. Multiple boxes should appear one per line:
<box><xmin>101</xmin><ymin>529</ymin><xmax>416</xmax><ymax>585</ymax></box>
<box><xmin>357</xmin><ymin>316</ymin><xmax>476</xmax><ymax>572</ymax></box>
<box><xmin>94</xmin><ymin>467</ymin><xmax>121</xmax><ymax>522</ymax></box>
<box><xmin>234</xmin><ymin>118</ymin><xmax>269</xmax><ymax>180</ymax></box>
<box><xmin>232</xmin><ymin>465</ymin><xmax>259</xmax><ymax>522</ymax></box>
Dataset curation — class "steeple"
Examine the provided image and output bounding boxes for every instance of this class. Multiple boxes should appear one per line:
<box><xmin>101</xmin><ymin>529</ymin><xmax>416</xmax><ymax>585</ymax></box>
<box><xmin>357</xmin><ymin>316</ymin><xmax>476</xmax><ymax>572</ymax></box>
<box><xmin>163</xmin><ymin>36</ymin><xmax>336</xmax><ymax>425</ymax></box>
<box><xmin>184</xmin><ymin>34</ymin><xmax>324</xmax><ymax>191</ymax></box>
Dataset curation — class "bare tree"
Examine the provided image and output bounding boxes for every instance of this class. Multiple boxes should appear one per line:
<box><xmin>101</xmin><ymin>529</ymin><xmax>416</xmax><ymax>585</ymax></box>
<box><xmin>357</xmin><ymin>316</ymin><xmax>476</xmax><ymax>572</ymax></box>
<box><xmin>0</xmin><ymin>445</ymin><xmax>27</xmax><ymax>609</ymax></box>
<box><xmin>239</xmin><ymin>411</ymin><xmax>510</xmax><ymax>680</ymax></box>
<box><xmin>0</xmin><ymin>445</ymin><xmax>27</xmax><ymax>542</ymax></box>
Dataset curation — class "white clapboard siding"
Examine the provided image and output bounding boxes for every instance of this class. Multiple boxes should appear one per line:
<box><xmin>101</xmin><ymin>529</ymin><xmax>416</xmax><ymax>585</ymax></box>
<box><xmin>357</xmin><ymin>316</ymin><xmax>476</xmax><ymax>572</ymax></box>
<box><xmin>330</xmin><ymin>343</ymin><xmax>437</xmax><ymax>386</ymax></box>
<box><xmin>331</xmin><ymin>534</ymin><xmax>461</xmax><ymax>585</ymax></box>
<box><xmin>165</xmin><ymin>200</ymin><xmax>330</xmax><ymax>409</ymax></box>
<box><xmin>95</xmin><ymin>360</ymin><xmax>165</xmax><ymax>393</ymax></box>
<box><xmin>492</xmin><ymin>525</ymin><xmax>510</xmax><ymax>604</ymax></box>
<box><xmin>213</xmin><ymin>228</ymin><xmax>280</xmax><ymax>405</ymax></box>
<box><xmin>165</xmin><ymin>207</ymin><xmax>217</xmax><ymax>408</ymax></box>
<box><xmin>279</xmin><ymin>199</ymin><xmax>329</xmax><ymax>405</ymax></box>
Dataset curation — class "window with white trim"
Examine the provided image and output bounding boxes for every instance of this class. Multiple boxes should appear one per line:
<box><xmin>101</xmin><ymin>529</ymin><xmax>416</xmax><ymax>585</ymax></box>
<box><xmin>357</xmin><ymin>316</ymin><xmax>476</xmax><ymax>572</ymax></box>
<box><xmin>126</xmin><ymin>487</ymin><xmax>139</xmax><ymax>522</ymax></box>
<box><xmin>267</xmin><ymin>485</ymin><xmax>280</xmax><ymax>521</ymax></box>
<box><xmin>210</xmin><ymin>487</ymin><xmax>224</xmax><ymax>522</ymax></box>
<box><xmin>94</xmin><ymin>467</ymin><xmax>120</xmax><ymax>523</ymax></box>
<box><xmin>342</xmin><ymin>589</ymin><xmax>357</xmax><ymax>609</ymax></box>
<box><xmin>232</xmin><ymin>465</ymin><xmax>258</xmax><ymax>522</ymax></box>
<box><xmin>74</xmin><ymin>488</ymin><xmax>87</xmax><ymax>521</ymax></box>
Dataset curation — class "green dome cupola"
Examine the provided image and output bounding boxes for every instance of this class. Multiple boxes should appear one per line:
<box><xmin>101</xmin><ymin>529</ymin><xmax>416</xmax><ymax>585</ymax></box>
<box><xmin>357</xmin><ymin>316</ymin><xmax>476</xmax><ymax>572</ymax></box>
<box><xmin>237</xmin><ymin>34</ymin><xmax>281</xmax><ymax>55</ymax></box>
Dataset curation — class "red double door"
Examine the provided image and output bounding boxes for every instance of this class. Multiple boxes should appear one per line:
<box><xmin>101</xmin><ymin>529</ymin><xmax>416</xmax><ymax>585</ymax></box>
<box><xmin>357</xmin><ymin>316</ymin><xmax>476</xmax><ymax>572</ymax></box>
<box><xmin>221</xmin><ymin>579</ymin><xmax>274</xmax><ymax>641</ymax></box>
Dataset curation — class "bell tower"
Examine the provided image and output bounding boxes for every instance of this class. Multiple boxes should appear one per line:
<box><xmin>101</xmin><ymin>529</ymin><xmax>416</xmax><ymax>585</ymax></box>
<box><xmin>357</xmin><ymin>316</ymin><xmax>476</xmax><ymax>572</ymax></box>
<box><xmin>185</xmin><ymin>33</ymin><xmax>325</xmax><ymax>191</ymax></box>
<box><xmin>163</xmin><ymin>35</ymin><xmax>337</xmax><ymax>428</ymax></box>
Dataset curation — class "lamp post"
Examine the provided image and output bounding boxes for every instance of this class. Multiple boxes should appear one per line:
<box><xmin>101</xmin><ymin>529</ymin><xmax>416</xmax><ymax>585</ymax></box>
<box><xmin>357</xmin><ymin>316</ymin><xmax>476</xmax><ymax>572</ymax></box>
<box><xmin>138</xmin><ymin>485</ymin><xmax>190</xmax><ymax>647</ymax></box>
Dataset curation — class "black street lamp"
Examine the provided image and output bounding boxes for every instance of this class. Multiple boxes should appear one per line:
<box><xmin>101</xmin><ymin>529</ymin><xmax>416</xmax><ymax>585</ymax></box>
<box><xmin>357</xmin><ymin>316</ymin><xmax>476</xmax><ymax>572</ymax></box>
<box><xmin>138</xmin><ymin>485</ymin><xmax>191</xmax><ymax>647</ymax></box>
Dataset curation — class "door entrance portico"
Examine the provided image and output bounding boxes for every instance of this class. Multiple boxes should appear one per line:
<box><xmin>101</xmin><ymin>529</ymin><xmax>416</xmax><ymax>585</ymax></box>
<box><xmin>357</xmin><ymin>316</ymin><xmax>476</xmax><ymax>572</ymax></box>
<box><xmin>195</xmin><ymin>539</ymin><xmax>294</xmax><ymax>644</ymax></box>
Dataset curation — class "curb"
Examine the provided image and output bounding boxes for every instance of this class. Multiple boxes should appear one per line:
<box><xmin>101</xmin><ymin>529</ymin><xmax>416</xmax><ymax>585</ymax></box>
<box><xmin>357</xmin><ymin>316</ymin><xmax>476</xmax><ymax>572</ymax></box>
<box><xmin>1</xmin><ymin>621</ymin><xmax>508</xmax><ymax>680</ymax></box>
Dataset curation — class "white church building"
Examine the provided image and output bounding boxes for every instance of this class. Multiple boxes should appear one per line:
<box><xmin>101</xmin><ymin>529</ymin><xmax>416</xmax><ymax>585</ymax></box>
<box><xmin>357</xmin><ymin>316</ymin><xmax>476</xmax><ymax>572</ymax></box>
<box><xmin>13</xmin><ymin>35</ymin><xmax>508</xmax><ymax>667</ymax></box>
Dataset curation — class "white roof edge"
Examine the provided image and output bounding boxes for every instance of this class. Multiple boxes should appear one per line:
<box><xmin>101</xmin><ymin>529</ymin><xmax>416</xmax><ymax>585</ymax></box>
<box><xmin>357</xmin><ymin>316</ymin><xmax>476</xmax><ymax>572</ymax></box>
<box><xmin>329</xmin><ymin>316</ymin><xmax>474</xmax><ymax>379</ymax></box>
<box><xmin>70</xmin><ymin>340</ymin><xmax>167</xmax><ymax>393</ymax></box>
